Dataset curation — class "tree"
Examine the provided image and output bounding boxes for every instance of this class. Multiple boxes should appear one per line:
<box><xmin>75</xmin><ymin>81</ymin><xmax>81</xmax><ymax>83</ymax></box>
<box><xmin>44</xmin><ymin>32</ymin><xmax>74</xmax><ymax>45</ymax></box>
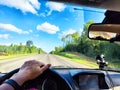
<box><xmin>26</xmin><ymin>40</ymin><xmax>33</xmax><ymax>47</ymax></box>
<box><xmin>26</xmin><ymin>40</ymin><xmax>33</xmax><ymax>53</ymax></box>
<box><xmin>81</xmin><ymin>21</ymin><xmax>95</xmax><ymax>38</ymax></box>
<box><xmin>61</xmin><ymin>37</ymin><xmax>66</xmax><ymax>46</ymax></box>
<box><xmin>71</xmin><ymin>32</ymin><xmax>80</xmax><ymax>43</ymax></box>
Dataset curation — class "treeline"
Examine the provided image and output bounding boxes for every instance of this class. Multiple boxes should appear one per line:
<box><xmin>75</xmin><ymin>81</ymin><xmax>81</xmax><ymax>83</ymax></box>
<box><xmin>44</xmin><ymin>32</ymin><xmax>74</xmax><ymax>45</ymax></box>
<box><xmin>0</xmin><ymin>40</ymin><xmax>45</xmax><ymax>55</ymax></box>
<box><xmin>51</xmin><ymin>21</ymin><xmax>120</xmax><ymax>67</ymax></box>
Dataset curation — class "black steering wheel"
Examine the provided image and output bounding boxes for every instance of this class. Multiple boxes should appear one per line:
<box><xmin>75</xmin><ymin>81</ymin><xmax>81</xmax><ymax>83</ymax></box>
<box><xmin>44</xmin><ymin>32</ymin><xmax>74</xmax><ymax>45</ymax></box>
<box><xmin>0</xmin><ymin>68</ymin><xmax>71</xmax><ymax>90</ymax></box>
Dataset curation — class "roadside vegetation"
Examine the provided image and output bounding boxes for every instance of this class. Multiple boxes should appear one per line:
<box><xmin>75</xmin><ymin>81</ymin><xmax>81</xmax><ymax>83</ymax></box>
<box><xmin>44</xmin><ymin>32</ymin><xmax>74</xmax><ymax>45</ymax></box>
<box><xmin>51</xmin><ymin>21</ymin><xmax>120</xmax><ymax>68</ymax></box>
<box><xmin>0</xmin><ymin>40</ymin><xmax>45</xmax><ymax>60</ymax></box>
<box><xmin>0</xmin><ymin>53</ymin><xmax>38</xmax><ymax>60</ymax></box>
<box><xmin>56</xmin><ymin>52</ymin><xmax>98</xmax><ymax>68</ymax></box>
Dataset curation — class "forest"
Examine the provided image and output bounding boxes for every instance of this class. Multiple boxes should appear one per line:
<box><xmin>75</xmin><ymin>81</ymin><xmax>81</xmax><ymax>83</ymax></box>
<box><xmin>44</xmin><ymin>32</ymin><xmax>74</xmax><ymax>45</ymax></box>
<box><xmin>0</xmin><ymin>40</ymin><xmax>44</xmax><ymax>55</ymax></box>
<box><xmin>51</xmin><ymin>21</ymin><xmax>120</xmax><ymax>68</ymax></box>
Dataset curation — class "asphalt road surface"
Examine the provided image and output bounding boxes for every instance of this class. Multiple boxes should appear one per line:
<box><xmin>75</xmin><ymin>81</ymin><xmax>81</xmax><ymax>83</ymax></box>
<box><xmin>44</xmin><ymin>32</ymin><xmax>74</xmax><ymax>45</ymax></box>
<box><xmin>0</xmin><ymin>54</ymin><xmax>91</xmax><ymax>73</ymax></box>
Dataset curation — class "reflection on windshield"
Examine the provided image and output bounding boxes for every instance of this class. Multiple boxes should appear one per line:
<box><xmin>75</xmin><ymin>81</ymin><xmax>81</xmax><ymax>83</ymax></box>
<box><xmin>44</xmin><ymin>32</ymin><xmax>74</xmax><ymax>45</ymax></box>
<box><xmin>0</xmin><ymin>0</ymin><xmax>119</xmax><ymax>73</ymax></box>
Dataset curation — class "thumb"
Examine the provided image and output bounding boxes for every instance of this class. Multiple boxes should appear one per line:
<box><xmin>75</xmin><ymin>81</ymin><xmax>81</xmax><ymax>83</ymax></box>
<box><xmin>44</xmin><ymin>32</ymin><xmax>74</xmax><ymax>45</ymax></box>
<box><xmin>40</xmin><ymin>64</ymin><xmax>51</xmax><ymax>73</ymax></box>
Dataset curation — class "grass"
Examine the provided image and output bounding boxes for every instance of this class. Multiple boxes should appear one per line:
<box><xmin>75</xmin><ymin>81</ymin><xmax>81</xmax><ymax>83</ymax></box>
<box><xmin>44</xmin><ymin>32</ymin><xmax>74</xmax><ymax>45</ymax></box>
<box><xmin>55</xmin><ymin>52</ymin><xmax>98</xmax><ymax>68</ymax></box>
<box><xmin>0</xmin><ymin>53</ymin><xmax>37</xmax><ymax>60</ymax></box>
<box><xmin>109</xmin><ymin>61</ymin><xmax>120</xmax><ymax>68</ymax></box>
<box><xmin>56</xmin><ymin>52</ymin><xmax>120</xmax><ymax>69</ymax></box>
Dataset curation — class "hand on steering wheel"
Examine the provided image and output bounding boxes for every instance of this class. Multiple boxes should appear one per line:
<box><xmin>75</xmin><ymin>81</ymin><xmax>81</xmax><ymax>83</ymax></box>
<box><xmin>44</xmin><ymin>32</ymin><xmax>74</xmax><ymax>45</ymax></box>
<box><xmin>0</xmin><ymin>60</ymin><xmax>71</xmax><ymax>90</ymax></box>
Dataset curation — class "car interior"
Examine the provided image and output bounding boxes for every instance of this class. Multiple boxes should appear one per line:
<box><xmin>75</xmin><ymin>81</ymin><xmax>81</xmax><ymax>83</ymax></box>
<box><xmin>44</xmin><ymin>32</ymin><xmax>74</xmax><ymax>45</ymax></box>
<box><xmin>0</xmin><ymin>0</ymin><xmax>120</xmax><ymax>90</ymax></box>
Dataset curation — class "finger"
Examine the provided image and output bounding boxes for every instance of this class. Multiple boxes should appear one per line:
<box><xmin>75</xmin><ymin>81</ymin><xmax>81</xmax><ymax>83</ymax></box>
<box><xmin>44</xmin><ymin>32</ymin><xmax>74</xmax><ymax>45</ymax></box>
<box><xmin>40</xmin><ymin>64</ymin><xmax>51</xmax><ymax>73</ymax></box>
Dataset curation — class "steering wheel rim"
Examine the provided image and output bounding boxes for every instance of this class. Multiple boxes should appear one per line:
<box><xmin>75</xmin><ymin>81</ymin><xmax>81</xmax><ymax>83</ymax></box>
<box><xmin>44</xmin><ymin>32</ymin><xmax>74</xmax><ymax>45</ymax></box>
<box><xmin>25</xmin><ymin>68</ymin><xmax>72</xmax><ymax>90</ymax></box>
<box><xmin>0</xmin><ymin>68</ymin><xmax>72</xmax><ymax>90</ymax></box>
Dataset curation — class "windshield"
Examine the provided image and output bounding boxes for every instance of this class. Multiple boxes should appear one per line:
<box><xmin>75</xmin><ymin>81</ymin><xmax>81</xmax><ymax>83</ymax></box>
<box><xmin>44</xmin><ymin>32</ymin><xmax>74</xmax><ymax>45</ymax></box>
<box><xmin>0</xmin><ymin>0</ymin><xmax>119</xmax><ymax>73</ymax></box>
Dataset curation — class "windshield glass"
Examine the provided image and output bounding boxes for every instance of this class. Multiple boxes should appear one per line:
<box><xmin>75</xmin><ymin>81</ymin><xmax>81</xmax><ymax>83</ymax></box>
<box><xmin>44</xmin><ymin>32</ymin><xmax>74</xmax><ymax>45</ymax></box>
<box><xmin>0</xmin><ymin>0</ymin><xmax>119</xmax><ymax>73</ymax></box>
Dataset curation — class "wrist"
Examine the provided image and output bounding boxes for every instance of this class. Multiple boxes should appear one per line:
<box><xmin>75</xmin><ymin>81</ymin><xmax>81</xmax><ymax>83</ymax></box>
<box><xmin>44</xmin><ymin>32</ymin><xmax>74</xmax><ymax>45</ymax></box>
<box><xmin>10</xmin><ymin>71</ymin><xmax>30</xmax><ymax>86</ymax></box>
<box><xmin>4</xmin><ymin>79</ymin><xmax>21</xmax><ymax>90</ymax></box>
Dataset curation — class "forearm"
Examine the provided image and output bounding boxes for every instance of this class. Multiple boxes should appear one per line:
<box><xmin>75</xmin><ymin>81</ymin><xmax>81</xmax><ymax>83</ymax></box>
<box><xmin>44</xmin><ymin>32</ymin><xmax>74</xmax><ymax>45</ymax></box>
<box><xmin>0</xmin><ymin>83</ymin><xmax>14</xmax><ymax>90</ymax></box>
<box><xmin>0</xmin><ymin>72</ymin><xmax>29</xmax><ymax>90</ymax></box>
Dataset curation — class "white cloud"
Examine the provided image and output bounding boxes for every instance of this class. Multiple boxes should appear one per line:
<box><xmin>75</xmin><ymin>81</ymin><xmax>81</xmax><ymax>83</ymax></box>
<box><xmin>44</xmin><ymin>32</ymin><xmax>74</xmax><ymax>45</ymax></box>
<box><xmin>59</xmin><ymin>29</ymin><xmax>77</xmax><ymax>39</ymax></box>
<box><xmin>46</xmin><ymin>1</ymin><xmax>66</xmax><ymax>15</ymax></box>
<box><xmin>0</xmin><ymin>0</ymin><xmax>40</xmax><ymax>14</ymax></box>
<box><xmin>37</xmin><ymin>22</ymin><xmax>59</xmax><ymax>34</ymax></box>
<box><xmin>39</xmin><ymin>13</ymin><xmax>46</xmax><ymax>17</ymax></box>
<box><xmin>0</xmin><ymin>23</ymin><xmax>31</xmax><ymax>34</ymax></box>
<box><xmin>0</xmin><ymin>34</ymin><xmax>9</xmax><ymax>39</ymax></box>
<box><xmin>59</xmin><ymin>28</ymin><xmax>83</xmax><ymax>39</ymax></box>
<box><xmin>29</xmin><ymin>30</ymin><xmax>33</xmax><ymax>33</ymax></box>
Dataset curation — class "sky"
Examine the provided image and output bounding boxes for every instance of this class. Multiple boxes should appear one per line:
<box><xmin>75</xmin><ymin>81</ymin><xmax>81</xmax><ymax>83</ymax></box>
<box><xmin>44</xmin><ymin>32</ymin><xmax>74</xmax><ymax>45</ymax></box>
<box><xmin>0</xmin><ymin>0</ymin><xmax>106</xmax><ymax>53</ymax></box>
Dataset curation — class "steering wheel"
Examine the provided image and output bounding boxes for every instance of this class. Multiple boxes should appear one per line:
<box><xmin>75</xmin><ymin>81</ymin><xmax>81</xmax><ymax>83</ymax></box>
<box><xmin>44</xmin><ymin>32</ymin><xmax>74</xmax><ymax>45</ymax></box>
<box><xmin>0</xmin><ymin>68</ymin><xmax>71</xmax><ymax>90</ymax></box>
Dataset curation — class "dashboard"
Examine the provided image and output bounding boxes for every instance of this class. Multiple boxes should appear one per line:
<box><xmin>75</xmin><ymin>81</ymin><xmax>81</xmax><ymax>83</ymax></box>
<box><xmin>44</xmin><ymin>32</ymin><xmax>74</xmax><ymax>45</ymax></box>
<box><xmin>54</xmin><ymin>68</ymin><xmax>109</xmax><ymax>90</ymax></box>
<box><xmin>0</xmin><ymin>68</ymin><xmax>120</xmax><ymax>90</ymax></box>
<box><xmin>22</xmin><ymin>68</ymin><xmax>120</xmax><ymax>90</ymax></box>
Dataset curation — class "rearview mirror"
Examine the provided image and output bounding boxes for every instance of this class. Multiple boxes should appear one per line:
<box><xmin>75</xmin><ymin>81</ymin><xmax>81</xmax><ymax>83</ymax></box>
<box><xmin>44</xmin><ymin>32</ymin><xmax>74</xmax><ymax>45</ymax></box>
<box><xmin>88</xmin><ymin>23</ymin><xmax>120</xmax><ymax>42</ymax></box>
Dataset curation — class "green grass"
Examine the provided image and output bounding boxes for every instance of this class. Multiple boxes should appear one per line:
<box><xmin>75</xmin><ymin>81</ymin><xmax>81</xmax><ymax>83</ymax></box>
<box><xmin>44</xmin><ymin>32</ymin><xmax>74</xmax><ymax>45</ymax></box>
<box><xmin>109</xmin><ymin>61</ymin><xmax>120</xmax><ymax>68</ymax></box>
<box><xmin>0</xmin><ymin>53</ymin><xmax>37</xmax><ymax>60</ymax></box>
<box><xmin>55</xmin><ymin>52</ymin><xmax>98</xmax><ymax>68</ymax></box>
<box><xmin>55</xmin><ymin>52</ymin><xmax>120</xmax><ymax>69</ymax></box>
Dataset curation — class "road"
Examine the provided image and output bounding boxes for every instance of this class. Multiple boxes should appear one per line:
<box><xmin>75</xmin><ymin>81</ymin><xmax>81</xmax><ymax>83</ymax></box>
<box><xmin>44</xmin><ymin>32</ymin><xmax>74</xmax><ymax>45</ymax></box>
<box><xmin>0</xmin><ymin>54</ymin><xmax>91</xmax><ymax>73</ymax></box>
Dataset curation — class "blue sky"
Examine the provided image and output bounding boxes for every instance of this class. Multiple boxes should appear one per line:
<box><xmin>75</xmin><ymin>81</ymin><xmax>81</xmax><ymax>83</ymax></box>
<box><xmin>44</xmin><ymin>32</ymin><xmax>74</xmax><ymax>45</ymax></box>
<box><xmin>0</xmin><ymin>0</ymin><xmax>105</xmax><ymax>53</ymax></box>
